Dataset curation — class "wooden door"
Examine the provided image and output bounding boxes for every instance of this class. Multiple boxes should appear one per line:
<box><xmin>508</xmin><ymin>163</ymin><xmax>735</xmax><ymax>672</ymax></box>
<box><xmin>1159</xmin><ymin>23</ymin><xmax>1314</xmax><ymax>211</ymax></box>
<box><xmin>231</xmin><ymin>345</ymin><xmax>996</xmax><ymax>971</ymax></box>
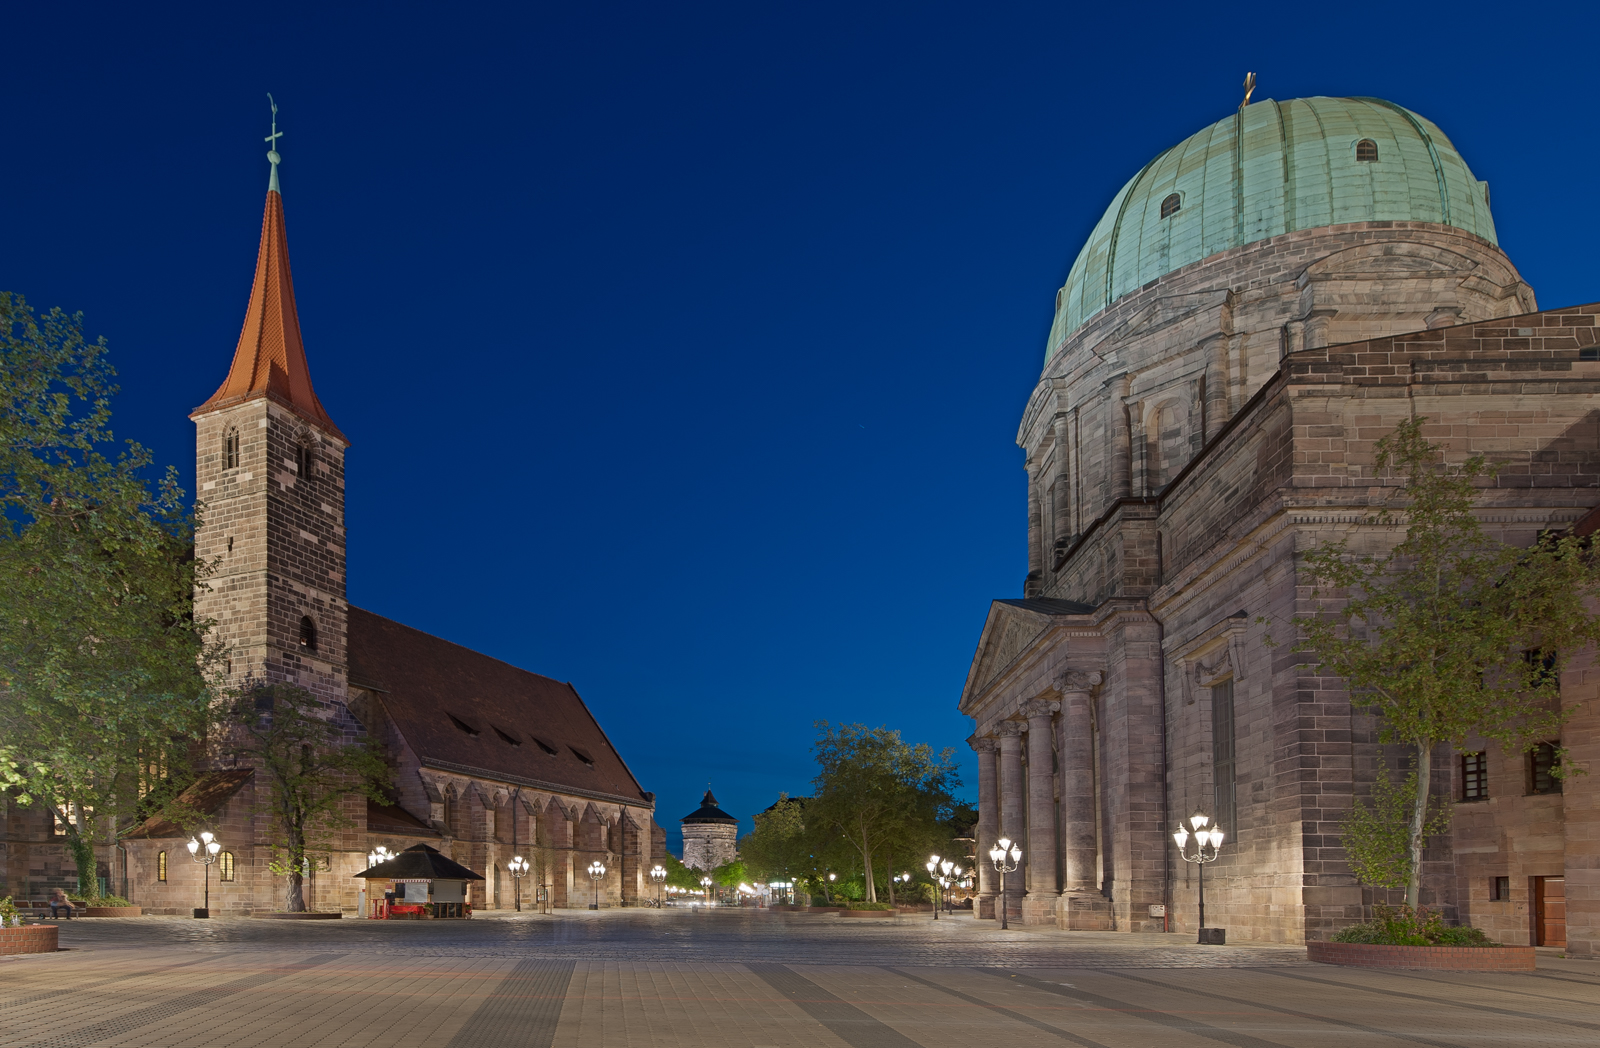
<box><xmin>1533</xmin><ymin>876</ymin><xmax>1566</xmax><ymax>947</ymax></box>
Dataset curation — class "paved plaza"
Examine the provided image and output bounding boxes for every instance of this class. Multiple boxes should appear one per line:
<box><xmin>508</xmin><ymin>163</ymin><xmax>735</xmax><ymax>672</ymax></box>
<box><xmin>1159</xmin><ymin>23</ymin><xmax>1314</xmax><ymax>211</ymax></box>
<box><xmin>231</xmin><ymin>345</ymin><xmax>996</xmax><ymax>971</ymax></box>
<box><xmin>3</xmin><ymin>910</ymin><xmax>1597</xmax><ymax>1048</ymax></box>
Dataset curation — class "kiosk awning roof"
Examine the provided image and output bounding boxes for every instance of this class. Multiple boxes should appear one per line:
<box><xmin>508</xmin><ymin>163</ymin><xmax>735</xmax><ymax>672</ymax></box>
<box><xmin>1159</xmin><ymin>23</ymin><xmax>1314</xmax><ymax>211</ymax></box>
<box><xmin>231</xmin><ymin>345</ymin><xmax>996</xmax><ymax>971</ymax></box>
<box><xmin>354</xmin><ymin>843</ymin><xmax>483</xmax><ymax>881</ymax></box>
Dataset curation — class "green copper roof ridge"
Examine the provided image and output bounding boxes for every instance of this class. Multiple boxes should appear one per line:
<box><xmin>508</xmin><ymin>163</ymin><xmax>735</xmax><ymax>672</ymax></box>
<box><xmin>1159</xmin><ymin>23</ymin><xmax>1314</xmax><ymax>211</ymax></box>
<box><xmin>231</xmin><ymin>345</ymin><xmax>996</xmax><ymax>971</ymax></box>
<box><xmin>1353</xmin><ymin>96</ymin><xmax>1450</xmax><ymax>226</ymax></box>
<box><xmin>1102</xmin><ymin>148</ymin><xmax>1170</xmax><ymax>310</ymax></box>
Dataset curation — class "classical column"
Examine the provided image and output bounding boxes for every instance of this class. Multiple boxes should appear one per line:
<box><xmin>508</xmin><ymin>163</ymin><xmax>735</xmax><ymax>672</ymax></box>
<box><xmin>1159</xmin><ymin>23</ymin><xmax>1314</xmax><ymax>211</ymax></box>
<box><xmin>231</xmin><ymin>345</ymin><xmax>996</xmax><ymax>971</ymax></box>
<box><xmin>1025</xmin><ymin>466</ymin><xmax>1043</xmax><ymax>595</ymax></box>
<box><xmin>996</xmin><ymin>721</ymin><xmax>1026</xmax><ymax>921</ymax></box>
<box><xmin>1052</xmin><ymin>415</ymin><xmax>1072</xmax><ymax>552</ymax></box>
<box><xmin>1056</xmin><ymin>670</ymin><xmax>1112</xmax><ymax>930</ymax></box>
<box><xmin>1021</xmin><ymin>698</ymin><xmax>1061</xmax><ymax>925</ymax></box>
<box><xmin>1108</xmin><ymin>377</ymin><xmax>1132</xmax><ymax>502</ymax></box>
<box><xmin>969</xmin><ymin>734</ymin><xmax>999</xmax><ymax>920</ymax></box>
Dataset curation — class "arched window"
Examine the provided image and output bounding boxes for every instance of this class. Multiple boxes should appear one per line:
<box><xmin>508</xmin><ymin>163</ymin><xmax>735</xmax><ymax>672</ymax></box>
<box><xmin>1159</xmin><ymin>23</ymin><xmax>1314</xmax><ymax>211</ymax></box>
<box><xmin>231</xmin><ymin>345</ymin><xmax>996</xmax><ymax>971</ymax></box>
<box><xmin>157</xmin><ymin>850</ymin><xmax>168</xmax><ymax>882</ymax></box>
<box><xmin>295</xmin><ymin>444</ymin><xmax>314</xmax><ymax>478</ymax></box>
<box><xmin>218</xmin><ymin>851</ymin><xmax>235</xmax><ymax>882</ymax></box>
<box><xmin>224</xmin><ymin>429</ymin><xmax>240</xmax><ymax>469</ymax></box>
<box><xmin>1355</xmin><ymin>139</ymin><xmax>1378</xmax><ymax>163</ymax></box>
<box><xmin>1160</xmin><ymin>193</ymin><xmax>1181</xmax><ymax>219</ymax></box>
<box><xmin>299</xmin><ymin>615</ymin><xmax>318</xmax><ymax>653</ymax></box>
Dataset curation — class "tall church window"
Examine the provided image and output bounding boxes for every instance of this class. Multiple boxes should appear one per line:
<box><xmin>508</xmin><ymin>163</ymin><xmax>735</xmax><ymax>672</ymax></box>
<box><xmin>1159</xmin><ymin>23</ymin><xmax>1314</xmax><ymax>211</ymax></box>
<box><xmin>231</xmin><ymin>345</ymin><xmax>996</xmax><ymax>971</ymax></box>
<box><xmin>224</xmin><ymin>429</ymin><xmax>240</xmax><ymax>469</ymax></box>
<box><xmin>295</xmin><ymin>444</ymin><xmax>314</xmax><ymax>478</ymax></box>
<box><xmin>157</xmin><ymin>850</ymin><xmax>168</xmax><ymax>882</ymax></box>
<box><xmin>1355</xmin><ymin>139</ymin><xmax>1379</xmax><ymax>163</ymax></box>
<box><xmin>1211</xmin><ymin>679</ymin><xmax>1237</xmax><ymax>830</ymax></box>
<box><xmin>1160</xmin><ymin>193</ymin><xmax>1181</xmax><ymax>219</ymax></box>
<box><xmin>299</xmin><ymin>615</ymin><xmax>318</xmax><ymax>653</ymax></box>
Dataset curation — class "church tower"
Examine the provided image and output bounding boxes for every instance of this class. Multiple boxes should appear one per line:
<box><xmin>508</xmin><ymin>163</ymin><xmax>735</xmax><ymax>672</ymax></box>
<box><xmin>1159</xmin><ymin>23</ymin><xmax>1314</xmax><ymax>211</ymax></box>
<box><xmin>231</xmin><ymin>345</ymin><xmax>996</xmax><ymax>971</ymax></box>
<box><xmin>191</xmin><ymin>118</ymin><xmax>350</xmax><ymax>706</ymax></box>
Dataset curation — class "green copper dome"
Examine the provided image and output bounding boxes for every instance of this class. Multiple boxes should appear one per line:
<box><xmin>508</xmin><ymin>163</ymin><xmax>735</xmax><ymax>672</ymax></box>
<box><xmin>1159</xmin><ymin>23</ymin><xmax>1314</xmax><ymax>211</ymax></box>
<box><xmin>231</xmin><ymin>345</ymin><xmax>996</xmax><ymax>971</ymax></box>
<box><xmin>1049</xmin><ymin>97</ymin><xmax>1497</xmax><ymax>357</ymax></box>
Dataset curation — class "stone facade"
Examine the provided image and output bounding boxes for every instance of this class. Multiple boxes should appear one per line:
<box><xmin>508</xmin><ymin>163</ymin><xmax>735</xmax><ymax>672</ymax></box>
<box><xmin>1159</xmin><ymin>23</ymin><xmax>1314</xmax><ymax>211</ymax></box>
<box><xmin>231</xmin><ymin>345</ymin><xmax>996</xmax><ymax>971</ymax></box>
<box><xmin>680</xmin><ymin>791</ymin><xmax>739</xmax><ymax>872</ymax></box>
<box><xmin>963</xmin><ymin>143</ymin><xmax>1600</xmax><ymax>951</ymax></box>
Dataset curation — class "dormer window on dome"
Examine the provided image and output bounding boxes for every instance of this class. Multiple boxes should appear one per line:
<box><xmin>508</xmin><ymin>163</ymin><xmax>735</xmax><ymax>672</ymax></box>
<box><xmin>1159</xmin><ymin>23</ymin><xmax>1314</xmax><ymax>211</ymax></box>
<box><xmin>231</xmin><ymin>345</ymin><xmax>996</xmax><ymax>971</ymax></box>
<box><xmin>1160</xmin><ymin>193</ymin><xmax>1181</xmax><ymax>219</ymax></box>
<box><xmin>1356</xmin><ymin>139</ymin><xmax>1379</xmax><ymax>163</ymax></box>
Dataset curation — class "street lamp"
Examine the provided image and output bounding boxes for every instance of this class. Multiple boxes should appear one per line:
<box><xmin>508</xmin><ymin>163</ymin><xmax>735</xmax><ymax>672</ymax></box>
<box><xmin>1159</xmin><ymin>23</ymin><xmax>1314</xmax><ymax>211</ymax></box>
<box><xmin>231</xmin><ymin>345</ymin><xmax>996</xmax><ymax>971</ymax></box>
<box><xmin>508</xmin><ymin>855</ymin><xmax>530</xmax><ymax>912</ymax></box>
<box><xmin>700</xmin><ymin>875</ymin><xmax>713</xmax><ymax>906</ymax></box>
<box><xmin>941</xmin><ymin>859</ymin><xmax>956</xmax><ymax>914</ymax></box>
<box><xmin>185</xmin><ymin>831</ymin><xmax>222</xmax><ymax>918</ymax></box>
<box><xmin>1174</xmin><ymin>812</ymin><xmax>1226</xmax><ymax>944</ymax></box>
<box><xmin>364</xmin><ymin>846</ymin><xmax>396</xmax><ymax>918</ymax></box>
<box><xmin>649</xmin><ymin>864</ymin><xmax>667</xmax><ymax>908</ymax></box>
<box><xmin>926</xmin><ymin>855</ymin><xmax>943</xmax><ymax>919</ymax></box>
<box><xmin>826</xmin><ymin>872</ymin><xmax>836</xmax><ymax>904</ymax></box>
<box><xmin>587</xmin><ymin>860</ymin><xmax>607</xmax><ymax>910</ymax></box>
<box><xmin>987</xmin><ymin>836</ymin><xmax>1022</xmax><ymax>931</ymax></box>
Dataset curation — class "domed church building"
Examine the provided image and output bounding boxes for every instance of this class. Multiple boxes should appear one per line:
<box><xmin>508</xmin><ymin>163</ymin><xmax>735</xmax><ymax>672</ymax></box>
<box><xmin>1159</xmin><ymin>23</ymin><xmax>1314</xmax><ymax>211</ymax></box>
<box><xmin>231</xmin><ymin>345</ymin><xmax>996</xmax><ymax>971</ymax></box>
<box><xmin>960</xmin><ymin>96</ymin><xmax>1600</xmax><ymax>952</ymax></box>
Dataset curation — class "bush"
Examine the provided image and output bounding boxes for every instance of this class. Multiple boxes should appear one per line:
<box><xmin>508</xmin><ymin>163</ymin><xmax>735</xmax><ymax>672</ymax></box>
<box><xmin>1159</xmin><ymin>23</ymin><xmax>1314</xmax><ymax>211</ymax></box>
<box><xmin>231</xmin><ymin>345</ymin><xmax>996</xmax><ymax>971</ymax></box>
<box><xmin>1332</xmin><ymin>905</ymin><xmax>1499</xmax><ymax>947</ymax></box>
<box><xmin>845</xmin><ymin>901</ymin><xmax>896</xmax><ymax>911</ymax></box>
<box><xmin>67</xmin><ymin>894</ymin><xmax>133</xmax><ymax>907</ymax></box>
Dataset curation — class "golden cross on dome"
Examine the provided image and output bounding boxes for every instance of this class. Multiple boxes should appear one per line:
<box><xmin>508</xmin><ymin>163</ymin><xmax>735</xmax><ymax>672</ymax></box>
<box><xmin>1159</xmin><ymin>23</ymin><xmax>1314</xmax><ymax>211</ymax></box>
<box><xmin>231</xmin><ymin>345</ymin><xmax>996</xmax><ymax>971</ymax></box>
<box><xmin>1241</xmin><ymin>72</ymin><xmax>1256</xmax><ymax>110</ymax></box>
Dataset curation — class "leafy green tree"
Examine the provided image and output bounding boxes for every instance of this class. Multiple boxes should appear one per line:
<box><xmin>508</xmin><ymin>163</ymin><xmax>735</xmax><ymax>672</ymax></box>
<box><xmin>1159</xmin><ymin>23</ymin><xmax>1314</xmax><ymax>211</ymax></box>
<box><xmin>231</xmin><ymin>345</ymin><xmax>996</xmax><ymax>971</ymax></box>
<box><xmin>219</xmin><ymin>684</ymin><xmax>390</xmax><ymax>911</ymax></box>
<box><xmin>712</xmin><ymin>859</ymin><xmax>747</xmax><ymax>889</ymax></box>
<box><xmin>1340</xmin><ymin>756</ymin><xmax>1449</xmax><ymax>891</ymax></box>
<box><xmin>739</xmin><ymin>794</ymin><xmax>813</xmax><ymax>882</ymax></box>
<box><xmin>658</xmin><ymin>849</ymin><xmax>702</xmax><ymax>890</ymax></box>
<box><xmin>804</xmin><ymin>722</ymin><xmax>960</xmax><ymax>903</ymax></box>
<box><xmin>0</xmin><ymin>293</ymin><xmax>214</xmax><ymax>897</ymax></box>
<box><xmin>1291</xmin><ymin>418</ymin><xmax>1600</xmax><ymax>908</ymax></box>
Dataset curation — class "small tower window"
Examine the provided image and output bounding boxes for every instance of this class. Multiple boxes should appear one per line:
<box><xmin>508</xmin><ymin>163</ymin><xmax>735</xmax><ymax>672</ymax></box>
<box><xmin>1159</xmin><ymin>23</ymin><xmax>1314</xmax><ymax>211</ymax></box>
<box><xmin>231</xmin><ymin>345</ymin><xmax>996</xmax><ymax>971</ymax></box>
<box><xmin>1160</xmin><ymin>193</ymin><xmax>1181</xmax><ymax>219</ymax></box>
<box><xmin>1355</xmin><ymin>139</ymin><xmax>1379</xmax><ymax>163</ymax></box>
<box><xmin>157</xmin><ymin>850</ymin><xmax>168</xmax><ymax>882</ymax></box>
<box><xmin>224</xmin><ymin>429</ymin><xmax>240</xmax><ymax>469</ymax></box>
<box><xmin>295</xmin><ymin>444</ymin><xmax>314</xmax><ymax>478</ymax></box>
<box><xmin>298</xmin><ymin>615</ymin><xmax>318</xmax><ymax>653</ymax></box>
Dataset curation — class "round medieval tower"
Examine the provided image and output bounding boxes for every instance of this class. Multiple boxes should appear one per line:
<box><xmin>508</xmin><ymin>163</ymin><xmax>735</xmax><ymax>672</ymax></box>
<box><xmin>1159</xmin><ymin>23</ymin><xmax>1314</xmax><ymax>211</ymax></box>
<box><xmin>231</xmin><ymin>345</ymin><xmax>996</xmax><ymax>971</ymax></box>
<box><xmin>679</xmin><ymin>790</ymin><xmax>738</xmax><ymax>872</ymax></box>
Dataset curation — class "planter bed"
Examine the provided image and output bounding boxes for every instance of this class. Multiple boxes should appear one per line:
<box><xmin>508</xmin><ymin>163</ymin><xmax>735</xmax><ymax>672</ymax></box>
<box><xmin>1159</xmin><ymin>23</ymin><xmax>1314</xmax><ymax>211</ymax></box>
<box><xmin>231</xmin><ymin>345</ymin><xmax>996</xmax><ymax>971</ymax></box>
<box><xmin>1</xmin><ymin>925</ymin><xmax>59</xmax><ymax>955</ymax></box>
<box><xmin>1308</xmin><ymin>940</ymin><xmax>1535</xmax><ymax>971</ymax></box>
<box><xmin>841</xmin><ymin>909</ymin><xmax>900</xmax><ymax>918</ymax></box>
<box><xmin>82</xmin><ymin>906</ymin><xmax>143</xmax><ymax>917</ymax></box>
<box><xmin>252</xmin><ymin>911</ymin><xmax>343</xmax><ymax>920</ymax></box>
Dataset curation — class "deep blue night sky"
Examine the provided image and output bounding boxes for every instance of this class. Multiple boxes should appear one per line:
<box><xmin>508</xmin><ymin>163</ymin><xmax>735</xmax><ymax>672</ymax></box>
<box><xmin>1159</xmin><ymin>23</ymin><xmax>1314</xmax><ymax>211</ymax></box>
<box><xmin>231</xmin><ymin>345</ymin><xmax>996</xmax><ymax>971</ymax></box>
<box><xmin>4</xmin><ymin>1</ymin><xmax>1597</xmax><ymax>850</ymax></box>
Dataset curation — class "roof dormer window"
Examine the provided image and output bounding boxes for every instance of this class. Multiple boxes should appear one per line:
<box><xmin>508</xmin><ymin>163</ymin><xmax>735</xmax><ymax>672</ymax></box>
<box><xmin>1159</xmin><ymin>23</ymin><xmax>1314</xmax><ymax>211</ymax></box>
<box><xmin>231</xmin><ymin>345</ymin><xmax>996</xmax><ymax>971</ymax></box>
<box><xmin>1356</xmin><ymin>139</ymin><xmax>1378</xmax><ymax>163</ymax></box>
<box><xmin>570</xmin><ymin>746</ymin><xmax>595</xmax><ymax>767</ymax></box>
<box><xmin>447</xmin><ymin>713</ymin><xmax>480</xmax><ymax>737</ymax></box>
<box><xmin>1160</xmin><ymin>193</ymin><xmax>1181</xmax><ymax>219</ymax></box>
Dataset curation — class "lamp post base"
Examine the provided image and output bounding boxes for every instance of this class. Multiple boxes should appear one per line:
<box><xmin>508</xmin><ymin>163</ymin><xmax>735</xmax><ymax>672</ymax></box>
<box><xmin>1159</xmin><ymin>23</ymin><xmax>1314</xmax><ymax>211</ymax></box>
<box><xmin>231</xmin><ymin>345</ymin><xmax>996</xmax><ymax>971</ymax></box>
<box><xmin>193</xmin><ymin>908</ymin><xmax>210</xmax><ymax>919</ymax></box>
<box><xmin>1198</xmin><ymin>927</ymin><xmax>1226</xmax><ymax>945</ymax></box>
<box><xmin>589</xmin><ymin>903</ymin><xmax>598</xmax><ymax>910</ymax></box>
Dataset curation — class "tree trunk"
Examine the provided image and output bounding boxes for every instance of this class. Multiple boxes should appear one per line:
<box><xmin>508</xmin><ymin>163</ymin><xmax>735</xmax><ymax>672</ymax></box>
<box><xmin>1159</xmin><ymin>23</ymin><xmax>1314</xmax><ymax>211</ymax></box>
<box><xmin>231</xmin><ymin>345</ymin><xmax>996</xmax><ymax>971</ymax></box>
<box><xmin>861</xmin><ymin>823</ymin><xmax>876</xmax><ymax>903</ymax></box>
<box><xmin>285</xmin><ymin>822</ymin><xmax>307</xmax><ymax>912</ymax></box>
<box><xmin>1406</xmin><ymin>741</ymin><xmax>1433</xmax><ymax>910</ymax></box>
<box><xmin>885</xmin><ymin>847</ymin><xmax>895</xmax><ymax>906</ymax></box>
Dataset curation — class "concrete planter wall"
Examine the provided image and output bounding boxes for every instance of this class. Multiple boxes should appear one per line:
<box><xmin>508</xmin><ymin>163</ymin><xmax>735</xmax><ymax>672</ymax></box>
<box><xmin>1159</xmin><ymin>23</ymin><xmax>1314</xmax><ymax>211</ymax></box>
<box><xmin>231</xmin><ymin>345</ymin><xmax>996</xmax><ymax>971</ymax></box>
<box><xmin>1308</xmin><ymin>940</ymin><xmax>1536</xmax><ymax>971</ymax></box>
<box><xmin>252</xmin><ymin>912</ymin><xmax>343</xmax><ymax>919</ymax></box>
<box><xmin>1</xmin><ymin>925</ymin><xmax>59</xmax><ymax>955</ymax></box>
<box><xmin>841</xmin><ymin>909</ymin><xmax>900</xmax><ymax>918</ymax></box>
<box><xmin>83</xmin><ymin>906</ymin><xmax>143</xmax><ymax>917</ymax></box>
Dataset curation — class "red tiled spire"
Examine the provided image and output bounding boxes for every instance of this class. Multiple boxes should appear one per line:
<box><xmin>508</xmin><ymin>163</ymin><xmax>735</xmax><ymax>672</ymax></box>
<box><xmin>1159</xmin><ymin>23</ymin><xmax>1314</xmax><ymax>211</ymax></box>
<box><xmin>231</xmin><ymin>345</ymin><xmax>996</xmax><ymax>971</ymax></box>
<box><xmin>192</xmin><ymin>179</ymin><xmax>346</xmax><ymax>443</ymax></box>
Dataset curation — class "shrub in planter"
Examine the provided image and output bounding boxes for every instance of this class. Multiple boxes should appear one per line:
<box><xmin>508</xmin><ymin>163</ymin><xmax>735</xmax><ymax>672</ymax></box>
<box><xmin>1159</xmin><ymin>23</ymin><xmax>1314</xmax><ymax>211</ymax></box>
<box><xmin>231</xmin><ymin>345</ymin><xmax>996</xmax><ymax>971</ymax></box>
<box><xmin>844</xmin><ymin>901</ymin><xmax>896</xmax><ymax>912</ymax></box>
<box><xmin>1333</xmin><ymin>905</ymin><xmax>1499</xmax><ymax>947</ymax></box>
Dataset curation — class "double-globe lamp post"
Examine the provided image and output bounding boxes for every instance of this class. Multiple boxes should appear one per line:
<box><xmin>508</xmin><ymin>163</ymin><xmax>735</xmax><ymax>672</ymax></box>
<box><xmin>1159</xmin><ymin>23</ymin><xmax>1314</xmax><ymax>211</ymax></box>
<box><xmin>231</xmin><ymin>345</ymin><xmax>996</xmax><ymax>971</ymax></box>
<box><xmin>365</xmin><ymin>846</ymin><xmax>396</xmax><ymax>917</ymax></box>
<box><xmin>988</xmin><ymin>837</ymin><xmax>1022</xmax><ymax>931</ymax></box>
<box><xmin>1173</xmin><ymin>812</ymin><xmax>1226</xmax><ymax>944</ymax></box>
<box><xmin>587</xmin><ymin>860</ymin><xmax>606</xmax><ymax>910</ymax></box>
<box><xmin>649</xmin><ymin>864</ymin><xmax>667</xmax><ymax>908</ymax></box>
<box><xmin>186</xmin><ymin>831</ymin><xmax>222</xmax><ymax>918</ymax></box>
<box><xmin>925</xmin><ymin>856</ymin><xmax>957</xmax><ymax>919</ymax></box>
<box><xmin>508</xmin><ymin>855</ymin><xmax>529</xmax><ymax>912</ymax></box>
<box><xmin>700</xmin><ymin>875</ymin><xmax>713</xmax><ymax>906</ymax></box>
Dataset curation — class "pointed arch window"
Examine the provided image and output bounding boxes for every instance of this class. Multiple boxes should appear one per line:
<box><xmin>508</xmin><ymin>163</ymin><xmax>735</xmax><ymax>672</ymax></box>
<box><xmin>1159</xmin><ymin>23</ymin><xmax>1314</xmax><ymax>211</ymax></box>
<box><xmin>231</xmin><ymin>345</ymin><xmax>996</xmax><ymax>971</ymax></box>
<box><xmin>299</xmin><ymin>615</ymin><xmax>318</xmax><ymax>653</ymax></box>
<box><xmin>1160</xmin><ymin>193</ymin><xmax>1181</xmax><ymax>219</ymax></box>
<box><xmin>1356</xmin><ymin>139</ymin><xmax>1379</xmax><ymax>163</ymax></box>
<box><xmin>224</xmin><ymin>429</ymin><xmax>240</xmax><ymax>469</ymax></box>
<box><xmin>157</xmin><ymin>850</ymin><xmax>168</xmax><ymax>882</ymax></box>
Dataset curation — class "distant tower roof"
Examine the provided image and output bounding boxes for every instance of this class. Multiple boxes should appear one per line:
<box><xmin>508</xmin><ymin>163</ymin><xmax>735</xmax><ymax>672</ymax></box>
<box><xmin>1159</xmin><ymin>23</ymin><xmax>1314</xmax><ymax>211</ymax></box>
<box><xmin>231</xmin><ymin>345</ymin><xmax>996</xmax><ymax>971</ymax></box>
<box><xmin>681</xmin><ymin>789</ymin><xmax>738</xmax><ymax>825</ymax></box>
<box><xmin>192</xmin><ymin>106</ymin><xmax>346</xmax><ymax>443</ymax></box>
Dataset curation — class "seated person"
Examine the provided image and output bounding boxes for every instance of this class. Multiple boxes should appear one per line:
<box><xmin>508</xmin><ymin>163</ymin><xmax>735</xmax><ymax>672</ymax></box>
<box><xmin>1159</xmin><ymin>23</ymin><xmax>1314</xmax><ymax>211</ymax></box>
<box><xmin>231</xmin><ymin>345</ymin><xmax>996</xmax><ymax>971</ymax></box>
<box><xmin>48</xmin><ymin>889</ymin><xmax>75</xmax><ymax>919</ymax></box>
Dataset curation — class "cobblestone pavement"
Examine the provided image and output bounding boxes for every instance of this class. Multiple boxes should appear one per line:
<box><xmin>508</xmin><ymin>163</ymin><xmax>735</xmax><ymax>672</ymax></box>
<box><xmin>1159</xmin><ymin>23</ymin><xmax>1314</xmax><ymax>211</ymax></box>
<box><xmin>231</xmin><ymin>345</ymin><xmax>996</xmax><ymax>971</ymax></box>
<box><xmin>2</xmin><ymin>910</ymin><xmax>1595</xmax><ymax>1047</ymax></box>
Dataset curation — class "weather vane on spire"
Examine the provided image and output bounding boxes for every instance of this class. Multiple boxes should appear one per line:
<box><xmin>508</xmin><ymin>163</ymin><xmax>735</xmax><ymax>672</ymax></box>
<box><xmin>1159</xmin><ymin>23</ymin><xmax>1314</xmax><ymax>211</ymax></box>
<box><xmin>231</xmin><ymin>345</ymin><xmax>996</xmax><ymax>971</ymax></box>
<box><xmin>1240</xmin><ymin>72</ymin><xmax>1256</xmax><ymax>110</ymax></box>
<box><xmin>265</xmin><ymin>93</ymin><xmax>283</xmax><ymax>192</ymax></box>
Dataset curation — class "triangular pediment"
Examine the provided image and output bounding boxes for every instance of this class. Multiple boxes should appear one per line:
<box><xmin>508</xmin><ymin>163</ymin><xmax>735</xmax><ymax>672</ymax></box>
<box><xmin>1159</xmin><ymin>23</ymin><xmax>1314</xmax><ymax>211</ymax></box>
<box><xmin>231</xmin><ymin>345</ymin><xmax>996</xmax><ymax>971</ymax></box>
<box><xmin>960</xmin><ymin>598</ymin><xmax>1093</xmax><ymax>712</ymax></box>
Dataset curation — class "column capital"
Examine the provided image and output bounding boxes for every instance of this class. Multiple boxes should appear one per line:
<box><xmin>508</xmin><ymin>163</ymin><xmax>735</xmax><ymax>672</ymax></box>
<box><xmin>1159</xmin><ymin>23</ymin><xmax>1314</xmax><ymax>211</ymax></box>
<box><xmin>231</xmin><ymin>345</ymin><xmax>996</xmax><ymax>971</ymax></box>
<box><xmin>995</xmin><ymin>720</ymin><xmax>1025</xmax><ymax>738</ymax></box>
<box><xmin>1055</xmin><ymin>669</ymin><xmax>1103</xmax><ymax>693</ymax></box>
<box><xmin>968</xmin><ymin>734</ymin><xmax>998</xmax><ymax>754</ymax></box>
<box><xmin>1019</xmin><ymin>698</ymin><xmax>1060</xmax><ymax>719</ymax></box>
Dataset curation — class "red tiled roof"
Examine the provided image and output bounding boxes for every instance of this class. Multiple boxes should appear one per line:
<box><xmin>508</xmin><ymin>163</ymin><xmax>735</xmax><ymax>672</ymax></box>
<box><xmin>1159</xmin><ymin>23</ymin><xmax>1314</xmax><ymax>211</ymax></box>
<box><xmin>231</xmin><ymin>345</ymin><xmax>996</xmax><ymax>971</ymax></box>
<box><xmin>123</xmin><ymin>768</ymin><xmax>255</xmax><ymax>839</ymax></box>
<box><xmin>347</xmin><ymin>607</ymin><xmax>649</xmax><ymax>807</ymax></box>
<box><xmin>192</xmin><ymin>187</ymin><xmax>346</xmax><ymax>443</ymax></box>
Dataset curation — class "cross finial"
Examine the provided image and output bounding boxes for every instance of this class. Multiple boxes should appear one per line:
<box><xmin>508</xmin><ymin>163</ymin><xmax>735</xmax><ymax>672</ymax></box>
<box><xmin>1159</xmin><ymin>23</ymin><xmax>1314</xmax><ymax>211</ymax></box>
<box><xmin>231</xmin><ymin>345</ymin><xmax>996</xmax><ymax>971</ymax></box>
<box><xmin>265</xmin><ymin>93</ymin><xmax>284</xmax><ymax>193</ymax></box>
<box><xmin>1240</xmin><ymin>72</ymin><xmax>1256</xmax><ymax>110</ymax></box>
